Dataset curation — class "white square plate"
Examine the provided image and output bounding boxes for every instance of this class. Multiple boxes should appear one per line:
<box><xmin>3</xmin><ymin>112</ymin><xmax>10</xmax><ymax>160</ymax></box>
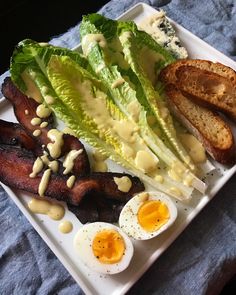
<box><xmin>0</xmin><ymin>2</ymin><xmax>236</xmax><ymax>295</ymax></box>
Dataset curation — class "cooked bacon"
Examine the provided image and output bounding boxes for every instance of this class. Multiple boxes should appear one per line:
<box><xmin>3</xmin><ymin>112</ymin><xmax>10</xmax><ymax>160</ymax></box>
<box><xmin>68</xmin><ymin>198</ymin><xmax>124</xmax><ymax>224</ymax></box>
<box><xmin>0</xmin><ymin>119</ymin><xmax>42</xmax><ymax>154</ymax></box>
<box><xmin>1</xmin><ymin>77</ymin><xmax>90</xmax><ymax>175</ymax></box>
<box><xmin>0</xmin><ymin>78</ymin><xmax>145</xmax><ymax>223</ymax></box>
<box><xmin>0</xmin><ymin>145</ymin><xmax>144</xmax><ymax>208</ymax></box>
<box><xmin>62</xmin><ymin>134</ymin><xmax>90</xmax><ymax>175</ymax></box>
<box><xmin>2</xmin><ymin>77</ymin><xmax>54</xmax><ymax>145</ymax></box>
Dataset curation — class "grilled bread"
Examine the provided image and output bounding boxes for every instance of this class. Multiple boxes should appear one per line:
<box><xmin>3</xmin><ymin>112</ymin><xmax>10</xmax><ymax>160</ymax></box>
<box><xmin>164</xmin><ymin>85</ymin><xmax>235</xmax><ymax>164</ymax></box>
<box><xmin>159</xmin><ymin>59</ymin><xmax>236</xmax><ymax>164</ymax></box>
<box><xmin>160</xmin><ymin>59</ymin><xmax>236</xmax><ymax>121</ymax></box>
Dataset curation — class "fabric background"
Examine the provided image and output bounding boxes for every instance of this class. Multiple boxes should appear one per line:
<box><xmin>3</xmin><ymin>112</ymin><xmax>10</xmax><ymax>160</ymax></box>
<box><xmin>1</xmin><ymin>1</ymin><xmax>236</xmax><ymax>294</ymax></box>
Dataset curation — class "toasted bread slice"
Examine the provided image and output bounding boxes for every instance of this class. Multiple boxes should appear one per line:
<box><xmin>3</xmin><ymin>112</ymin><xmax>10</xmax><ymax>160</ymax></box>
<box><xmin>176</xmin><ymin>65</ymin><xmax>236</xmax><ymax>121</ymax></box>
<box><xmin>164</xmin><ymin>84</ymin><xmax>235</xmax><ymax>164</ymax></box>
<box><xmin>159</xmin><ymin>59</ymin><xmax>236</xmax><ymax>121</ymax></box>
<box><xmin>159</xmin><ymin>59</ymin><xmax>236</xmax><ymax>85</ymax></box>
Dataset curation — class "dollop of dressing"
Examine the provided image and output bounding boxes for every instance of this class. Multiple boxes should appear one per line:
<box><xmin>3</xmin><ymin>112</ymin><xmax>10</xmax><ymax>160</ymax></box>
<box><xmin>135</xmin><ymin>150</ymin><xmax>158</xmax><ymax>173</ymax></box>
<box><xmin>28</xmin><ymin>198</ymin><xmax>65</xmax><ymax>220</ymax></box>
<box><xmin>66</xmin><ymin>175</ymin><xmax>76</xmax><ymax>188</ymax></box>
<box><xmin>48</xmin><ymin>160</ymin><xmax>59</xmax><ymax>173</ymax></box>
<box><xmin>30</xmin><ymin>157</ymin><xmax>44</xmax><ymax>178</ymax></box>
<box><xmin>36</xmin><ymin>104</ymin><xmax>52</xmax><ymax>118</ymax></box>
<box><xmin>113</xmin><ymin>120</ymin><xmax>137</xmax><ymax>143</ymax></box>
<box><xmin>58</xmin><ymin>220</ymin><xmax>73</xmax><ymax>233</ymax></box>
<box><xmin>92</xmin><ymin>150</ymin><xmax>108</xmax><ymax>172</ymax></box>
<box><xmin>33</xmin><ymin>129</ymin><xmax>41</xmax><ymax>137</ymax></box>
<box><xmin>38</xmin><ymin>169</ymin><xmax>51</xmax><ymax>196</ymax></box>
<box><xmin>44</xmin><ymin>95</ymin><xmax>55</xmax><ymax>105</ymax></box>
<box><xmin>47</xmin><ymin>129</ymin><xmax>64</xmax><ymax>159</ymax></box>
<box><xmin>114</xmin><ymin>176</ymin><xmax>132</xmax><ymax>193</ymax></box>
<box><xmin>31</xmin><ymin>117</ymin><xmax>42</xmax><ymax>126</ymax></box>
<box><xmin>179</xmin><ymin>134</ymin><xmax>206</xmax><ymax>163</ymax></box>
<box><xmin>40</xmin><ymin>121</ymin><xmax>48</xmax><ymax>128</ymax></box>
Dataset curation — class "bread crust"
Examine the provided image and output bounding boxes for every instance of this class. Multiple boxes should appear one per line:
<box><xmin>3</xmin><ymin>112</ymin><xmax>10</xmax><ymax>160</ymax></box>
<box><xmin>176</xmin><ymin>65</ymin><xmax>236</xmax><ymax>121</ymax></box>
<box><xmin>159</xmin><ymin>59</ymin><xmax>236</xmax><ymax>165</ymax></box>
<box><xmin>165</xmin><ymin>85</ymin><xmax>235</xmax><ymax>164</ymax></box>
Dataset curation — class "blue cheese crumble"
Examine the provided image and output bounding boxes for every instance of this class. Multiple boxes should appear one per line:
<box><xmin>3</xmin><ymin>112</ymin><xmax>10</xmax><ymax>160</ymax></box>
<box><xmin>138</xmin><ymin>10</ymin><xmax>188</xmax><ymax>59</ymax></box>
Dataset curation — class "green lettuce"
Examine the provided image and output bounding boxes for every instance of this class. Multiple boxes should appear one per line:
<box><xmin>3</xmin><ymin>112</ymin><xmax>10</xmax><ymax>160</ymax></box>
<box><xmin>80</xmin><ymin>14</ymin><xmax>205</xmax><ymax>194</ymax></box>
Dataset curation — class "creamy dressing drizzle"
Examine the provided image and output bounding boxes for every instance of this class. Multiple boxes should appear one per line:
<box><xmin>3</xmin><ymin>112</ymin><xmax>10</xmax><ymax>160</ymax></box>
<box><xmin>111</xmin><ymin>78</ymin><xmax>125</xmax><ymax>89</ymax></box>
<box><xmin>47</xmin><ymin>129</ymin><xmax>64</xmax><ymax>159</ymax></box>
<box><xmin>38</xmin><ymin>169</ymin><xmax>51</xmax><ymax>196</ymax></box>
<box><xmin>135</xmin><ymin>150</ymin><xmax>158</xmax><ymax>173</ymax></box>
<box><xmin>82</xmin><ymin>34</ymin><xmax>107</xmax><ymax>56</ymax></box>
<box><xmin>66</xmin><ymin>175</ymin><xmax>76</xmax><ymax>188</ymax></box>
<box><xmin>44</xmin><ymin>95</ymin><xmax>55</xmax><ymax>105</ymax></box>
<box><xmin>30</xmin><ymin>157</ymin><xmax>44</xmax><ymax>178</ymax></box>
<box><xmin>63</xmin><ymin>149</ymin><xmax>83</xmax><ymax>175</ymax></box>
<box><xmin>40</xmin><ymin>121</ymin><xmax>48</xmax><ymax>128</ymax></box>
<box><xmin>24</xmin><ymin>109</ymin><xmax>29</xmax><ymax>115</ymax></box>
<box><xmin>36</xmin><ymin>104</ymin><xmax>52</xmax><ymax>118</ymax></box>
<box><xmin>58</xmin><ymin>220</ymin><xmax>73</xmax><ymax>233</ymax></box>
<box><xmin>31</xmin><ymin>117</ymin><xmax>42</xmax><ymax>126</ymax></box>
<box><xmin>92</xmin><ymin>150</ymin><xmax>108</xmax><ymax>172</ymax></box>
<box><xmin>154</xmin><ymin>174</ymin><xmax>164</xmax><ymax>183</ymax></box>
<box><xmin>28</xmin><ymin>198</ymin><xmax>65</xmax><ymax>220</ymax></box>
<box><xmin>127</xmin><ymin>101</ymin><xmax>141</xmax><ymax>122</ymax></box>
<box><xmin>93</xmin><ymin>161</ymin><xmax>108</xmax><ymax>172</ymax></box>
<box><xmin>121</xmin><ymin>143</ymin><xmax>135</xmax><ymax>158</ymax></box>
<box><xmin>93</xmin><ymin>150</ymin><xmax>107</xmax><ymax>162</ymax></box>
<box><xmin>113</xmin><ymin>120</ymin><xmax>138</xmax><ymax>143</ymax></box>
<box><xmin>113</xmin><ymin>176</ymin><xmax>132</xmax><ymax>193</ymax></box>
<box><xmin>48</xmin><ymin>160</ymin><xmax>59</xmax><ymax>173</ymax></box>
<box><xmin>21</xmin><ymin>71</ymin><xmax>43</xmax><ymax>103</ymax></box>
<box><xmin>63</xmin><ymin>127</ymin><xmax>77</xmax><ymax>137</ymax></box>
<box><xmin>95</xmin><ymin>63</ymin><xmax>105</xmax><ymax>74</ymax></box>
<box><xmin>33</xmin><ymin>129</ymin><xmax>41</xmax><ymax>137</ymax></box>
<box><xmin>179</xmin><ymin>134</ymin><xmax>206</xmax><ymax>163</ymax></box>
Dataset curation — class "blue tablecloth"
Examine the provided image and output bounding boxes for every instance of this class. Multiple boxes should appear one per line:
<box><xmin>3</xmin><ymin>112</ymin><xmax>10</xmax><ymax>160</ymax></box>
<box><xmin>1</xmin><ymin>1</ymin><xmax>236</xmax><ymax>294</ymax></box>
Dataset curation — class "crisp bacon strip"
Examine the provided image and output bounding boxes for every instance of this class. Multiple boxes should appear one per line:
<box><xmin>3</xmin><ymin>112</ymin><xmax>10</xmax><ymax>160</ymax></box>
<box><xmin>0</xmin><ymin>145</ymin><xmax>144</xmax><ymax>207</ymax></box>
<box><xmin>2</xmin><ymin>77</ymin><xmax>54</xmax><ymax>145</ymax></box>
<box><xmin>68</xmin><ymin>198</ymin><xmax>124</xmax><ymax>224</ymax></box>
<box><xmin>2</xmin><ymin>77</ymin><xmax>90</xmax><ymax>175</ymax></box>
<box><xmin>0</xmin><ymin>119</ymin><xmax>42</xmax><ymax>154</ymax></box>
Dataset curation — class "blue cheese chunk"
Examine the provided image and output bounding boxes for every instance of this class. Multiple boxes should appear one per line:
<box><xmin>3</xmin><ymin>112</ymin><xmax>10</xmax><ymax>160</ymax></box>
<box><xmin>138</xmin><ymin>10</ymin><xmax>188</xmax><ymax>59</ymax></box>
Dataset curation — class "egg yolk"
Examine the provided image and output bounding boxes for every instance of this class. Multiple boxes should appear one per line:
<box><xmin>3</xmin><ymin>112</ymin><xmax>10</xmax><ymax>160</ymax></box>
<box><xmin>92</xmin><ymin>229</ymin><xmax>125</xmax><ymax>264</ymax></box>
<box><xmin>137</xmin><ymin>200</ymin><xmax>170</xmax><ymax>232</ymax></box>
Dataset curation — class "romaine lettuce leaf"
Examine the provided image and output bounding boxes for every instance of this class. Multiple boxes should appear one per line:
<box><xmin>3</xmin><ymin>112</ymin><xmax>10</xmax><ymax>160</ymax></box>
<box><xmin>46</xmin><ymin>55</ymin><xmax>193</xmax><ymax>199</ymax></box>
<box><xmin>80</xmin><ymin>14</ymin><xmax>205</xmax><ymax>194</ymax></box>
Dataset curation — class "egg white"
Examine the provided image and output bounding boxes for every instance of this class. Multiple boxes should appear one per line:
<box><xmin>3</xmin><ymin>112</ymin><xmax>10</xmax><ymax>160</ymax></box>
<box><xmin>73</xmin><ymin>222</ymin><xmax>134</xmax><ymax>274</ymax></box>
<box><xmin>119</xmin><ymin>191</ymin><xmax>178</xmax><ymax>240</ymax></box>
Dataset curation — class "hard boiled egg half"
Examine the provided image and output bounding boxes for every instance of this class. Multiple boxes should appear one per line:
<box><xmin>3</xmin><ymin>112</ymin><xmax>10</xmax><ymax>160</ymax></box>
<box><xmin>119</xmin><ymin>192</ymin><xmax>178</xmax><ymax>240</ymax></box>
<box><xmin>73</xmin><ymin>222</ymin><xmax>134</xmax><ymax>274</ymax></box>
